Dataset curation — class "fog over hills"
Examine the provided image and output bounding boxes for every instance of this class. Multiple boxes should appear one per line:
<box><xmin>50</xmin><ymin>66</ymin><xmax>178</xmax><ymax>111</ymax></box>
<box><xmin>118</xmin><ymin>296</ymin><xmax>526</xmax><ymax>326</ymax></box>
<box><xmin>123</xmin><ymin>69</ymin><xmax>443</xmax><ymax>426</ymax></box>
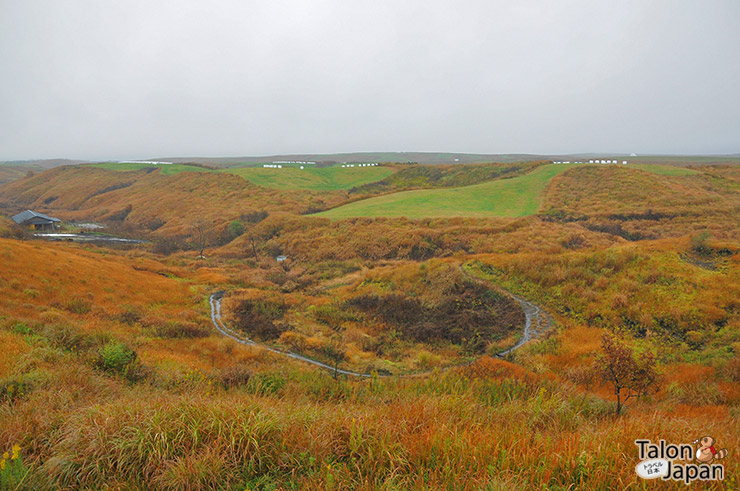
<box><xmin>4</xmin><ymin>152</ymin><xmax>740</xmax><ymax>169</ymax></box>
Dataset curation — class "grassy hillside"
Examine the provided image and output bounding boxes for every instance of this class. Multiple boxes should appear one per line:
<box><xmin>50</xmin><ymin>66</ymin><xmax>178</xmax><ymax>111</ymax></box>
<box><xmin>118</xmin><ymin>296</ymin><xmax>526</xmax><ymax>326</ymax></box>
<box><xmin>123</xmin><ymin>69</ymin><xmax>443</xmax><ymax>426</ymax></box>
<box><xmin>0</xmin><ymin>164</ymin><xmax>44</xmax><ymax>185</ymax></box>
<box><xmin>628</xmin><ymin>164</ymin><xmax>700</xmax><ymax>176</ymax></box>
<box><xmin>222</xmin><ymin>165</ymin><xmax>394</xmax><ymax>191</ymax></box>
<box><xmin>318</xmin><ymin>163</ymin><xmax>719</xmax><ymax>220</ymax></box>
<box><xmin>2</xmin><ymin>155</ymin><xmax>740</xmax><ymax>488</ymax></box>
<box><xmin>0</xmin><ymin>166</ymin><xmax>351</xmax><ymax>237</ymax></box>
<box><xmin>348</xmin><ymin>162</ymin><xmax>539</xmax><ymax>195</ymax></box>
<box><xmin>2</xmin><ymin>238</ymin><xmax>740</xmax><ymax>489</ymax></box>
<box><xmin>88</xmin><ymin>162</ymin><xmax>213</xmax><ymax>175</ymax></box>
<box><xmin>318</xmin><ymin>164</ymin><xmax>575</xmax><ymax>219</ymax></box>
<box><xmin>542</xmin><ymin>164</ymin><xmax>740</xmax><ymax>242</ymax></box>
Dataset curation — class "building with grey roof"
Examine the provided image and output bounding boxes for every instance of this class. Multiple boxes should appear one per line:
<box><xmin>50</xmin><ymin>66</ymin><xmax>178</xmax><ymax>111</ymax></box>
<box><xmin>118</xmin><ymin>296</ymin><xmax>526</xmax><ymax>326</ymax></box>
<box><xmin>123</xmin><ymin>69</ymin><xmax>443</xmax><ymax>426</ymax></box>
<box><xmin>11</xmin><ymin>210</ymin><xmax>61</xmax><ymax>230</ymax></box>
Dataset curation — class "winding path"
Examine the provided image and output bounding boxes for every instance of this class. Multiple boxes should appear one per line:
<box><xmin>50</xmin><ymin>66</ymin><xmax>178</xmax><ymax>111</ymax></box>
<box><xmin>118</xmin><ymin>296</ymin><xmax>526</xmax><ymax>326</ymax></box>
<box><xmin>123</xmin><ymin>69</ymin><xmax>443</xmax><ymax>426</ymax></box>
<box><xmin>209</xmin><ymin>292</ymin><xmax>371</xmax><ymax>377</ymax></box>
<box><xmin>458</xmin><ymin>265</ymin><xmax>553</xmax><ymax>357</ymax></box>
<box><xmin>208</xmin><ymin>268</ymin><xmax>552</xmax><ymax>378</ymax></box>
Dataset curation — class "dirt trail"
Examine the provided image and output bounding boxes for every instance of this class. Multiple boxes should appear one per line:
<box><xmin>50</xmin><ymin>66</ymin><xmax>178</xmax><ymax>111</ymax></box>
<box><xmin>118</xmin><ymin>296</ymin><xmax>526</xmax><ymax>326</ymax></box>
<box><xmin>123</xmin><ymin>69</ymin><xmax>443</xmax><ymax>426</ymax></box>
<box><xmin>458</xmin><ymin>265</ymin><xmax>553</xmax><ymax>357</ymax></box>
<box><xmin>208</xmin><ymin>267</ymin><xmax>552</xmax><ymax>377</ymax></box>
<box><xmin>210</xmin><ymin>292</ymin><xmax>371</xmax><ymax>377</ymax></box>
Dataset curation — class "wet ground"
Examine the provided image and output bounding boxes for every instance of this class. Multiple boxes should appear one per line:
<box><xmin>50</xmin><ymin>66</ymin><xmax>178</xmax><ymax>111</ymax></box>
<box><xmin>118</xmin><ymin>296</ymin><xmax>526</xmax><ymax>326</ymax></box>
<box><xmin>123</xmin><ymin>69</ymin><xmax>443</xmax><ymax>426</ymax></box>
<box><xmin>34</xmin><ymin>233</ymin><xmax>147</xmax><ymax>243</ymax></box>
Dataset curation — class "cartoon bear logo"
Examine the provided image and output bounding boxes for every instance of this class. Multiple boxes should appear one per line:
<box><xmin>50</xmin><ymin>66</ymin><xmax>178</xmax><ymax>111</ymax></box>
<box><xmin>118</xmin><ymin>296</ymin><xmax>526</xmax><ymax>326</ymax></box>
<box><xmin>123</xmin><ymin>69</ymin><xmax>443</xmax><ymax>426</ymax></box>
<box><xmin>694</xmin><ymin>436</ymin><xmax>728</xmax><ymax>463</ymax></box>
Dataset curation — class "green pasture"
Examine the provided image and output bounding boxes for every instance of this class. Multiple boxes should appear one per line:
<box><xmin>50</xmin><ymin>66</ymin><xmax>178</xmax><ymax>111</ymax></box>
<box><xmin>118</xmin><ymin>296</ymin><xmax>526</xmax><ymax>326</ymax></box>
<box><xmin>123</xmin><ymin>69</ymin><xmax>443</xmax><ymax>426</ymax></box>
<box><xmin>222</xmin><ymin>165</ymin><xmax>394</xmax><ymax>191</ymax></box>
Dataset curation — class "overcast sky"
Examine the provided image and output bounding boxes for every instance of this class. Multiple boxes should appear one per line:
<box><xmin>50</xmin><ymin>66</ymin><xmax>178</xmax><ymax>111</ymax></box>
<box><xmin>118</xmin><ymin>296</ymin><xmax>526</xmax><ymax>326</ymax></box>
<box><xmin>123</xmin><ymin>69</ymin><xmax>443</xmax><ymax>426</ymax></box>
<box><xmin>1</xmin><ymin>0</ymin><xmax>738</xmax><ymax>160</ymax></box>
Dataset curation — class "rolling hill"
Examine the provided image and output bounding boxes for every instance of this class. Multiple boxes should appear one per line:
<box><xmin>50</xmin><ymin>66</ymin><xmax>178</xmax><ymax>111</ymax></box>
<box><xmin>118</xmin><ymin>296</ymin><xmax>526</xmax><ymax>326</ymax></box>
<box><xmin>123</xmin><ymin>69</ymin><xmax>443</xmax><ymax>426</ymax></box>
<box><xmin>222</xmin><ymin>164</ymin><xmax>394</xmax><ymax>191</ymax></box>
<box><xmin>87</xmin><ymin>162</ymin><xmax>214</xmax><ymax>175</ymax></box>
<box><xmin>316</xmin><ymin>164</ymin><xmax>709</xmax><ymax>219</ymax></box>
<box><xmin>316</xmin><ymin>164</ymin><xmax>574</xmax><ymax>219</ymax></box>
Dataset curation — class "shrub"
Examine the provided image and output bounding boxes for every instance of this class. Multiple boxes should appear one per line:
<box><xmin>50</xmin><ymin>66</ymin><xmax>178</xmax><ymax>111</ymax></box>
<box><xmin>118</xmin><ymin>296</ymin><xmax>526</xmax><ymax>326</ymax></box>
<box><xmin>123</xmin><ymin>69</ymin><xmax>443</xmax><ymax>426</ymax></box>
<box><xmin>22</xmin><ymin>288</ymin><xmax>40</xmax><ymax>298</ymax></box>
<box><xmin>145</xmin><ymin>218</ymin><xmax>166</xmax><ymax>231</ymax></box>
<box><xmin>115</xmin><ymin>306</ymin><xmax>142</xmax><ymax>325</ymax></box>
<box><xmin>65</xmin><ymin>298</ymin><xmax>92</xmax><ymax>315</ymax></box>
<box><xmin>228</xmin><ymin>220</ymin><xmax>245</xmax><ymax>239</ymax></box>
<box><xmin>152</xmin><ymin>237</ymin><xmax>186</xmax><ymax>255</ymax></box>
<box><xmin>690</xmin><ymin>231</ymin><xmax>712</xmax><ymax>255</ymax></box>
<box><xmin>218</xmin><ymin>365</ymin><xmax>252</xmax><ymax>389</ymax></box>
<box><xmin>42</xmin><ymin>324</ymin><xmax>93</xmax><ymax>352</ymax></box>
<box><xmin>10</xmin><ymin>322</ymin><xmax>32</xmax><ymax>335</ymax></box>
<box><xmin>561</xmin><ymin>234</ymin><xmax>586</xmax><ymax>250</ymax></box>
<box><xmin>231</xmin><ymin>299</ymin><xmax>287</xmax><ymax>341</ymax></box>
<box><xmin>97</xmin><ymin>341</ymin><xmax>137</xmax><ymax>376</ymax></box>
<box><xmin>0</xmin><ymin>223</ymin><xmax>26</xmax><ymax>240</ymax></box>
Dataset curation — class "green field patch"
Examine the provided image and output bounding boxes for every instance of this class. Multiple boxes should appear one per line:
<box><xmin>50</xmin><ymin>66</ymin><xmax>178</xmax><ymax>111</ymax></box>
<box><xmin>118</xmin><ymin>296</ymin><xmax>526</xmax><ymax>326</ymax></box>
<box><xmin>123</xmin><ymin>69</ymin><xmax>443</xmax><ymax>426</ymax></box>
<box><xmin>222</xmin><ymin>165</ymin><xmax>394</xmax><ymax>191</ymax></box>
<box><xmin>88</xmin><ymin>162</ymin><xmax>213</xmax><ymax>175</ymax></box>
<box><xmin>317</xmin><ymin>163</ymin><xmax>706</xmax><ymax>219</ymax></box>
<box><xmin>629</xmin><ymin>164</ymin><xmax>700</xmax><ymax>176</ymax></box>
<box><xmin>317</xmin><ymin>164</ymin><xmax>577</xmax><ymax>219</ymax></box>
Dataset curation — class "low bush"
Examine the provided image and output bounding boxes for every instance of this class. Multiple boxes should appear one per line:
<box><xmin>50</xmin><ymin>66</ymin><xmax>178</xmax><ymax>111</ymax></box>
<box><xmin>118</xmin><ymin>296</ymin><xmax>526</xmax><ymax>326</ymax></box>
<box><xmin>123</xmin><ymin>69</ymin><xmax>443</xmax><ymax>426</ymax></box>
<box><xmin>231</xmin><ymin>299</ymin><xmax>287</xmax><ymax>341</ymax></box>
<box><xmin>65</xmin><ymin>298</ymin><xmax>92</xmax><ymax>315</ymax></box>
<box><xmin>42</xmin><ymin>324</ymin><xmax>94</xmax><ymax>352</ymax></box>
<box><xmin>97</xmin><ymin>341</ymin><xmax>137</xmax><ymax>377</ymax></box>
<box><xmin>10</xmin><ymin>321</ymin><xmax>33</xmax><ymax>335</ymax></box>
<box><xmin>218</xmin><ymin>365</ymin><xmax>252</xmax><ymax>389</ymax></box>
<box><xmin>151</xmin><ymin>236</ymin><xmax>187</xmax><ymax>255</ymax></box>
<box><xmin>115</xmin><ymin>306</ymin><xmax>142</xmax><ymax>325</ymax></box>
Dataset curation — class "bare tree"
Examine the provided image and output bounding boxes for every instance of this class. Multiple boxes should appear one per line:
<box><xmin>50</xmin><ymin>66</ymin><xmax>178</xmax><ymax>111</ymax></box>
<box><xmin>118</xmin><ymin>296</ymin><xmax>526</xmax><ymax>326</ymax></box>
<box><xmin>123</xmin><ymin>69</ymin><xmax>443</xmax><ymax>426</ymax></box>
<box><xmin>190</xmin><ymin>219</ymin><xmax>212</xmax><ymax>259</ymax></box>
<box><xmin>322</xmin><ymin>341</ymin><xmax>346</xmax><ymax>381</ymax></box>
<box><xmin>599</xmin><ymin>332</ymin><xmax>659</xmax><ymax>414</ymax></box>
<box><xmin>248</xmin><ymin>234</ymin><xmax>258</xmax><ymax>259</ymax></box>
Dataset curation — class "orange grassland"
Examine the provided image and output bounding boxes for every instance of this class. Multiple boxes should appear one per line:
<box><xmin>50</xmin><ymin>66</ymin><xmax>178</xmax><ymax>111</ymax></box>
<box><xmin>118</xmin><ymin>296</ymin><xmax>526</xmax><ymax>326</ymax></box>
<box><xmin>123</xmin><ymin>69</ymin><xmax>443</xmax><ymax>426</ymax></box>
<box><xmin>0</xmin><ymin>237</ymin><xmax>738</xmax><ymax>489</ymax></box>
<box><xmin>1</xmin><ymin>162</ymin><xmax>740</xmax><ymax>489</ymax></box>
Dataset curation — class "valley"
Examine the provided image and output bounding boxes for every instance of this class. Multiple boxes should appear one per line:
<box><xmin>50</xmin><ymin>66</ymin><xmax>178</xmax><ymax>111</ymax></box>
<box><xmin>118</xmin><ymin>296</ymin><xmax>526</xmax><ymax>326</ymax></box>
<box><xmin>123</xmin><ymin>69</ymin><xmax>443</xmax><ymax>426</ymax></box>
<box><xmin>1</xmin><ymin>158</ymin><xmax>739</xmax><ymax>489</ymax></box>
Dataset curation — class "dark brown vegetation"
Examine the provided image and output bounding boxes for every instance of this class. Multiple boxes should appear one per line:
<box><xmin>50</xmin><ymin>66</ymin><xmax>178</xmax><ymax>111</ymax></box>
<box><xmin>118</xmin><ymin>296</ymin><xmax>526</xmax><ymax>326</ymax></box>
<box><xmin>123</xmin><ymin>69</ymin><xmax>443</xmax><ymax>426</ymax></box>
<box><xmin>231</xmin><ymin>298</ymin><xmax>288</xmax><ymax>341</ymax></box>
<box><xmin>346</xmin><ymin>280</ymin><xmax>522</xmax><ymax>352</ymax></box>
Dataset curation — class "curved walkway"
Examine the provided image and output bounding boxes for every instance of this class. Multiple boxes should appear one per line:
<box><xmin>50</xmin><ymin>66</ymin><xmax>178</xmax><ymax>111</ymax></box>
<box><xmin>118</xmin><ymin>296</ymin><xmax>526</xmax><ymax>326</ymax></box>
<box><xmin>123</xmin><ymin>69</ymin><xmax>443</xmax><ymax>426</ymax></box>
<box><xmin>208</xmin><ymin>270</ymin><xmax>552</xmax><ymax>378</ymax></box>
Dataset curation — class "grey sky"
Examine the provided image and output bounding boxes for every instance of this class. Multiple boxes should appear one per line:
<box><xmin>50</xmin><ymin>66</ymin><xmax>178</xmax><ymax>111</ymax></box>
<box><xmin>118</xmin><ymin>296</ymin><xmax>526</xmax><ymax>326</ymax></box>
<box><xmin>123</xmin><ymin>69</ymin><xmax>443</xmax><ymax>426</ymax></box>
<box><xmin>1</xmin><ymin>0</ymin><xmax>738</xmax><ymax>160</ymax></box>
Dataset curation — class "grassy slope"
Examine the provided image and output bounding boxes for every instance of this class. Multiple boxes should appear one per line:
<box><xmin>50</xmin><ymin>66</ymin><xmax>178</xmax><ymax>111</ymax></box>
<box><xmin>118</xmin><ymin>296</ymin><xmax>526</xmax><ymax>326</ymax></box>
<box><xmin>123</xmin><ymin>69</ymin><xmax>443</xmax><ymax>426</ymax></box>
<box><xmin>2</xmin><ymin>238</ymin><xmax>739</xmax><ymax>489</ymax></box>
<box><xmin>0</xmin><ymin>164</ymin><xmax>45</xmax><ymax>185</ymax></box>
<box><xmin>222</xmin><ymin>165</ymin><xmax>394</xmax><ymax>190</ymax></box>
<box><xmin>317</xmin><ymin>164</ymin><xmax>708</xmax><ymax>219</ymax></box>
<box><xmin>0</xmin><ymin>166</ymin><xmax>352</xmax><ymax>236</ymax></box>
<box><xmin>88</xmin><ymin>162</ymin><xmax>212</xmax><ymax>175</ymax></box>
<box><xmin>318</xmin><ymin>164</ymin><xmax>575</xmax><ymax>219</ymax></box>
<box><xmin>628</xmin><ymin>164</ymin><xmax>699</xmax><ymax>176</ymax></box>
